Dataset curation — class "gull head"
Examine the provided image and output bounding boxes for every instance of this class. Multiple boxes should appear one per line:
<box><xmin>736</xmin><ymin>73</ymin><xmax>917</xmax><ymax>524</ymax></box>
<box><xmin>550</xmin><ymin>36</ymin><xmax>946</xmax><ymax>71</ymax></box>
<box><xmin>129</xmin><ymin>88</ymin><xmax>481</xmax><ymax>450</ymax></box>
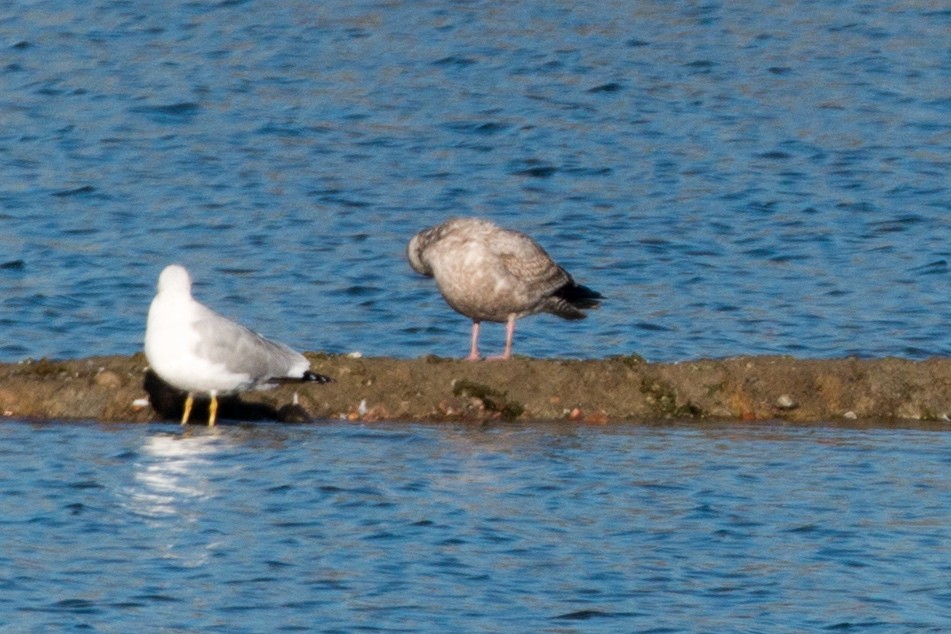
<box><xmin>407</xmin><ymin>233</ymin><xmax>432</xmax><ymax>276</ymax></box>
<box><xmin>157</xmin><ymin>264</ymin><xmax>193</xmax><ymax>295</ymax></box>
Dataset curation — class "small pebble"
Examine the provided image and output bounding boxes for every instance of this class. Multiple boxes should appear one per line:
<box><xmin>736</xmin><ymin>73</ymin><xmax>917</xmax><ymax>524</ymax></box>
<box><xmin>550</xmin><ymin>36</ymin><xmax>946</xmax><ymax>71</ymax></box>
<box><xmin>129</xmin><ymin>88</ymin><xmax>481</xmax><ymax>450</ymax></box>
<box><xmin>94</xmin><ymin>370</ymin><xmax>121</xmax><ymax>389</ymax></box>
<box><xmin>775</xmin><ymin>394</ymin><xmax>797</xmax><ymax>410</ymax></box>
<box><xmin>584</xmin><ymin>410</ymin><xmax>609</xmax><ymax>425</ymax></box>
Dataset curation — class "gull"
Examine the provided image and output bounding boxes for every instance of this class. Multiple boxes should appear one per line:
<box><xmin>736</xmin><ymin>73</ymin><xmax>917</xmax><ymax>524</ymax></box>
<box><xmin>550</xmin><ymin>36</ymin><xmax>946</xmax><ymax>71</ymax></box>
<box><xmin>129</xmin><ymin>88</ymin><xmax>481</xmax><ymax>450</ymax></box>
<box><xmin>407</xmin><ymin>217</ymin><xmax>602</xmax><ymax>360</ymax></box>
<box><xmin>144</xmin><ymin>264</ymin><xmax>331</xmax><ymax>426</ymax></box>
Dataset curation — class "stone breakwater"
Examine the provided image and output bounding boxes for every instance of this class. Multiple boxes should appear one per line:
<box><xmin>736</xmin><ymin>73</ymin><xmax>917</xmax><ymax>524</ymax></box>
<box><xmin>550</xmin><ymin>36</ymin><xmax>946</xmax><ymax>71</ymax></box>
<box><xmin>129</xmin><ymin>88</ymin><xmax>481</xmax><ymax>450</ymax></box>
<box><xmin>1</xmin><ymin>354</ymin><xmax>950</xmax><ymax>426</ymax></box>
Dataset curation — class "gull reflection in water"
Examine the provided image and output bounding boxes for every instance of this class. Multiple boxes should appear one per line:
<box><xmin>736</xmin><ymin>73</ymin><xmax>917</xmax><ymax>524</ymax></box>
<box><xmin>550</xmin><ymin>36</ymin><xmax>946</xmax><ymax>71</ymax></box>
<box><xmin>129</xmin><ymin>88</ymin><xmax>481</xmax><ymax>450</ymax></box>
<box><xmin>128</xmin><ymin>430</ymin><xmax>225</xmax><ymax>520</ymax></box>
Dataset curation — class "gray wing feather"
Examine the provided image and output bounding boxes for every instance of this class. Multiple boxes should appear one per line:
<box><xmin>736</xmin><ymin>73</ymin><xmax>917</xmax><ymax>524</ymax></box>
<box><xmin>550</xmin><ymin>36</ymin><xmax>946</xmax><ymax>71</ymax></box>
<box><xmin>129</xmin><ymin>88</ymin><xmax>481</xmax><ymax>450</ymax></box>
<box><xmin>192</xmin><ymin>307</ymin><xmax>305</xmax><ymax>381</ymax></box>
<box><xmin>492</xmin><ymin>230</ymin><xmax>570</xmax><ymax>295</ymax></box>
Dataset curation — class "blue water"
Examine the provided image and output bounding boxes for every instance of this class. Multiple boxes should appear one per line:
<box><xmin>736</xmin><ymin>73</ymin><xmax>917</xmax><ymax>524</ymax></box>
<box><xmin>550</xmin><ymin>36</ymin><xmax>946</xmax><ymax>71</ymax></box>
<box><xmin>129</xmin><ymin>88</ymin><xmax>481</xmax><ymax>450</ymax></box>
<box><xmin>2</xmin><ymin>4</ymin><xmax>950</xmax><ymax>631</ymax></box>
<box><xmin>0</xmin><ymin>0</ymin><xmax>948</xmax><ymax>363</ymax></box>
<box><xmin>0</xmin><ymin>420</ymin><xmax>950</xmax><ymax>632</ymax></box>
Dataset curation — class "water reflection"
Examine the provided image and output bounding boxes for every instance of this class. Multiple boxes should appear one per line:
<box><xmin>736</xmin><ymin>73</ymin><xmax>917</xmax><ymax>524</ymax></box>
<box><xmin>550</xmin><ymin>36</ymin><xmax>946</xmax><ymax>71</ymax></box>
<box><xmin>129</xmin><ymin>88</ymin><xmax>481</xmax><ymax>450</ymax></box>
<box><xmin>2</xmin><ymin>420</ymin><xmax>950</xmax><ymax>631</ymax></box>
<box><xmin>126</xmin><ymin>430</ymin><xmax>224</xmax><ymax>520</ymax></box>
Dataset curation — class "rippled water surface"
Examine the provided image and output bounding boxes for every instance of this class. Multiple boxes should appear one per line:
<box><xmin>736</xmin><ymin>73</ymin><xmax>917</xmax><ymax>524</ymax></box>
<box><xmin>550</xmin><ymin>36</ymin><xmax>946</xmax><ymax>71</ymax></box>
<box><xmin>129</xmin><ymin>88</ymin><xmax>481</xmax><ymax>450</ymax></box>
<box><xmin>1</xmin><ymin>420</ymin><xmax>950</xmax><ymax>632</ymax></box>
<box><xmin>1</xmin><ymin>0</ymin><xmax>949</xmax><ymax>362</ymax></box>
<box><xmin>2</xmin><ymin>5</ymin><xmax>950</xmax><ymax>629</ymax></box>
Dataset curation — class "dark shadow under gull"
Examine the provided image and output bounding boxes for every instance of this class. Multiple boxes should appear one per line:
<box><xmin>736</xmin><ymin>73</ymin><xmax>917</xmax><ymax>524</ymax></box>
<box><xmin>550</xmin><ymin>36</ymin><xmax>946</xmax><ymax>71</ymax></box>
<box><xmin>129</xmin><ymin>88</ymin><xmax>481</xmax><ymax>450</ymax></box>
<box><xmin>144</xmin><ymin>264</ymin><xmax>331</xmax><ymax>426</ymax></box>
<box><xmin>407</xmin><ymin>217</ymin><xmax>603</xmax><ymax>360</ymax></box>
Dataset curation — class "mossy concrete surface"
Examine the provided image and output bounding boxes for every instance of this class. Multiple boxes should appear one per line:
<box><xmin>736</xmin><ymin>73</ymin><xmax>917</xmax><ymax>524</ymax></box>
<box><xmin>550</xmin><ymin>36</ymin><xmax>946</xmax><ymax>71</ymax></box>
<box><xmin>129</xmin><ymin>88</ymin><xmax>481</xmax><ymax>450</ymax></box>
<box><xmin>1</xmin><ymin>353</ymin><xmax>950</xmax><ymax>426</ymax></box>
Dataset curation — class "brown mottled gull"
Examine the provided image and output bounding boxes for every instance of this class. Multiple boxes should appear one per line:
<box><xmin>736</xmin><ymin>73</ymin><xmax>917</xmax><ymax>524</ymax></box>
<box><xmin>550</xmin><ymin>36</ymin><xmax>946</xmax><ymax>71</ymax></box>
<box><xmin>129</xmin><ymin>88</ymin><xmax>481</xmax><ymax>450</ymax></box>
<box><xmin>407</xmin><ymin>217</ymin><xmax>603</xmax><ymax>360</ymax></box>
<box><xmin>144</xmin><ymin>264</ymin><xmax>332</xmax><ymax>426</ymax></box>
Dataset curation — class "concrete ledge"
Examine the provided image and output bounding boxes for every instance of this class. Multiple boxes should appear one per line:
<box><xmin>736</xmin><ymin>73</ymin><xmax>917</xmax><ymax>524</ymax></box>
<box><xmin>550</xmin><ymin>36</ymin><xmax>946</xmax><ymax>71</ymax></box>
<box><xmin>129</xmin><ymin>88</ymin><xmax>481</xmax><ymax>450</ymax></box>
<box><xmin>1</xmin><ymin>354</ymin><xmax>950</xmax><ymax>426</ymax></box>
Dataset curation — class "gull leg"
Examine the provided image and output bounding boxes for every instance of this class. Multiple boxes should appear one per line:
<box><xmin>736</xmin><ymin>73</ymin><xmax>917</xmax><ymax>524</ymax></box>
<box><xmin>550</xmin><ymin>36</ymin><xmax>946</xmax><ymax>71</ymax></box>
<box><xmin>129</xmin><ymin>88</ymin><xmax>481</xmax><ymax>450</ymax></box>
<box><xmin>208</xmin><ymin>393</ymin><xmax>218</xmax><ymax>427</ymax></box>
<box><xmin>487</xmin><ymin>315</ymin><xmax>516</xmax><ymax>361</ymax></box>
<box><xmin>466</xmin><ymin>321</ymin><xmax>481</xmax><ymax>361</ymax></box>
<box><xmin>502</xmin><ymin>314</ymin><xmax>515</xmax><ymax>360</ymax></box>
<box><xmin>181</xmin><ymin>393</ymin><xmax>194</xmax><ymax>425</ymax></box>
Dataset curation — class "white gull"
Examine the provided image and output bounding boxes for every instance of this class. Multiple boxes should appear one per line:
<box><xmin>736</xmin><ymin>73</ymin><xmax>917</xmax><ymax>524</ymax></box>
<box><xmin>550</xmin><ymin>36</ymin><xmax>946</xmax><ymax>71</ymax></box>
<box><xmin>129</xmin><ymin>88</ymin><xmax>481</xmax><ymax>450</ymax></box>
<box><xmin>144</xmin><ymin>264</ymin><xmax>331</xmax><ymax>425</ymax></box>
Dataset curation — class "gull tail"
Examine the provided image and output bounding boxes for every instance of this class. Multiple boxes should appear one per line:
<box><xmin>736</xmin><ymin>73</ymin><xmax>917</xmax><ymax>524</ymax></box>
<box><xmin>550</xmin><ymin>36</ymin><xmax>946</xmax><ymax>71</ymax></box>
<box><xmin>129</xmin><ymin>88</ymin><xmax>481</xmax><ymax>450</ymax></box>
<box><xmin>545</xmin><ymin>282</ymin><xmax>604</xmax><ymax>320</ymax></box>
<box><xmin>273</xmin><ymin>371</ymin><xmax>334</xmax><ymax>384</ymax></box>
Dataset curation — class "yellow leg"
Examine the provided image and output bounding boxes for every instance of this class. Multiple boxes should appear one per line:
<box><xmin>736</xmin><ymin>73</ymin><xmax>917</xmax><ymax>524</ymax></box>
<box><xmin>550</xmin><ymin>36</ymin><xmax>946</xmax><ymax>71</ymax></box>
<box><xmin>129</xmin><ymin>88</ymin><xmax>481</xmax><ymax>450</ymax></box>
<box><xmin>208</xmin><ymin>394</ymin><xmax>218</xmax><ymax>427</ymax></box>
<box><xmin>181</xmin><ymin>393</ymin><xmax>194</xmax><ymax>425</ymax></box>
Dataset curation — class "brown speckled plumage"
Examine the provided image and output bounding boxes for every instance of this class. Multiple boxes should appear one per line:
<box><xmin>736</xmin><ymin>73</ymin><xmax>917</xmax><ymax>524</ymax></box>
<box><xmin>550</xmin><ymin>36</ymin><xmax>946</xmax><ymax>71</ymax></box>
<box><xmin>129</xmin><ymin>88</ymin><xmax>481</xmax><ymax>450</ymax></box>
<box><xmin>407</xmin><ymin>217</ymin><xmax>602</xmax><ymax>360</ymax></box>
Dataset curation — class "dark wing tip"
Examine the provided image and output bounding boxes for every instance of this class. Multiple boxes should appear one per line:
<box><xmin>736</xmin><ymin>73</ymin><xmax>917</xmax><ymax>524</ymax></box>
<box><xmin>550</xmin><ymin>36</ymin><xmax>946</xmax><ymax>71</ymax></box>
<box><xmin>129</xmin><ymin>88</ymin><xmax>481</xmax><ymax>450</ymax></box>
<box><xmin>554</xmin><ymin>282</ymin><xmax>603</xmax><ymax>309</ymax></box>
<box><xmin>303</xmin><ymin>370</ymin><xmax>334</xmax><ymax>384</ymax></box>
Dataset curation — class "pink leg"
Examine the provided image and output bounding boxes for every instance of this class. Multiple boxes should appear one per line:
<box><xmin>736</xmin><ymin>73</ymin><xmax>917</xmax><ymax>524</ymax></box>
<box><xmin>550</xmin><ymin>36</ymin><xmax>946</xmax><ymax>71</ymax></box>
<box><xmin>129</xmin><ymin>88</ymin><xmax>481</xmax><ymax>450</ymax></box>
<box><xmin>502</xmin><ymin>314</ymin><xmax>515</xmax><ymax>359</ymax></box>
<box><xmin>465</xmin><ymin>321</ymin><xmax>481</xmax><ymax>361</ymax></box>
<box><xmin>488</xmin><ymin>315</ymin><xmax>516</xmax><ymax>361</ymax></box>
